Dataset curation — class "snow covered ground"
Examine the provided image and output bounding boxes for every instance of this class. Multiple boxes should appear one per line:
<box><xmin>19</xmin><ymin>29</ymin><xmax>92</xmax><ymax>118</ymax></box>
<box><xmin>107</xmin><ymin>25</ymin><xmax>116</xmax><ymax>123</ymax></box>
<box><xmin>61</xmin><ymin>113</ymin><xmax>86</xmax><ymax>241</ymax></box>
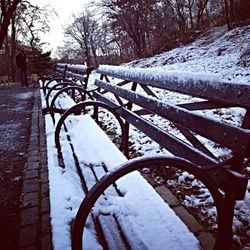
<box><xmin>127</xmin><ymin>24</ymin><xmax>250</xmax><ymax>84</ymax></box>
<box><xmin>43</xmin><ymin>24</ymin><xmax>249</xmax><ymax>249</ymax></box>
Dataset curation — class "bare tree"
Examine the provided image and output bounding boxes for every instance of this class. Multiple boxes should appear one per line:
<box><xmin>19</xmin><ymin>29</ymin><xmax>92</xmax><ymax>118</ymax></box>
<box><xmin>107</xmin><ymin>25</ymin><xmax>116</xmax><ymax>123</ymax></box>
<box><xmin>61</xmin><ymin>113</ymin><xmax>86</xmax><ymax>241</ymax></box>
<box><xmin>187</xmin><ymin>0</ymin><xmax>195</xmax><ymax>28</ymax></box>
<box><xmin>224</xmin><ymin>0</ymin><xmax>231</xmax><ymax>30</ymax></box>
<box><xmin>59</xmin><ymin>0</ymin><xmax>249</xmax><ymax>64</ymax></box>
<box><xmin>101</xmin><ymin>0</ymin><xmax>158</xmax><ymax>58</ymax></box>
<box><xmin>17</xmin><ymin>2</ymin><xmax>50</xmax><ymax>56</ymax></box>
<box><xmin>195</xmin><ymin>0</ymin><xmax>209</xmax><ymax>29</ymax></box>
<box><xmin>9</xmin><ymin>10</ymin><xmax>16</xmax><ymax>79</ymax></box>
<box><xmin>163</xmin><ymin>0</ymin><xmax>188</xmax><ymax>33</ymax></box>
<box><xmin>64</xmin><ymin>10</ymin><xmax>99</xmax><ymax>66</ymax></box>
<box><xmin>222</xmin><ymin>0</ymin><xmax>250</xmax><ymax>30</ymax></box>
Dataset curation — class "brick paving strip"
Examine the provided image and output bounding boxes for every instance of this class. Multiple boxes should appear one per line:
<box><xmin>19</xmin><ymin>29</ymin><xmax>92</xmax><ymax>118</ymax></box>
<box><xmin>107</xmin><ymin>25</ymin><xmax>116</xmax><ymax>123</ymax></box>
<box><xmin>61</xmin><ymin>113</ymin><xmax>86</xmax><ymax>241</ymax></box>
<box><xmin>19</xmin><ymin>89</ymin><xmax>52</xmax><ymax>250</ymax></box>
<box><xmin>155</xmin><ymin>186</ymin><xmax>215</xmax><ymax>250</ymax></box>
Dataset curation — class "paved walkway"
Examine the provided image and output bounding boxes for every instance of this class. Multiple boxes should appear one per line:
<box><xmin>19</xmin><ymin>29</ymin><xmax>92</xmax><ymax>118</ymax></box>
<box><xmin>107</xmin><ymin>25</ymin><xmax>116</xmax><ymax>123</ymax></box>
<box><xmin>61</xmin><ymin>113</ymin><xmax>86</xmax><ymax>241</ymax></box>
<box><xmin>0</xmin><ymin>85</ymin><xmax>52</xmax><ymax>250</ymax></box>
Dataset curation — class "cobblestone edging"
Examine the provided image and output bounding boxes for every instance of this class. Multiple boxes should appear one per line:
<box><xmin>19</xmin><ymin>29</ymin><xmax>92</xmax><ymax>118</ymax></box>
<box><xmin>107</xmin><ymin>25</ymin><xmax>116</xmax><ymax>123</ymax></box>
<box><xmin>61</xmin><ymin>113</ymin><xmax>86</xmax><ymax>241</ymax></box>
<box><xmin>19</xmin><ymin>89</ymin><xmax>52</xmax><ymax>250</ymax></box>
<box><xmin>155</xmin><ymin>185</ymin><xmax>215</xmax><ymax>250</ymax></box>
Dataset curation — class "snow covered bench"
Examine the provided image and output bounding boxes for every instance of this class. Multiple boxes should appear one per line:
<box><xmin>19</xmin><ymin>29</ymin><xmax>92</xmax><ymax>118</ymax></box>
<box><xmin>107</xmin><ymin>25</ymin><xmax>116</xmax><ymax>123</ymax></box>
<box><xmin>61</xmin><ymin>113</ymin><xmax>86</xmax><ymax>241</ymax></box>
<box><xmin>56</xmin><ymin>63</ymin><xmax>94</xmax><ymax>88</ymax></box>
<box><xmin>39</xmin><ymin>78</ymin><xmax>202</xmax><ymax>249</ymax></box>
<box><xmin>70</xmin><ymin>65</ymin><xmax>248</xmax><ymax>250</ymax></box>
<box><xmin>41</xmin><ymin>65</ymin><xmax>95</xmax><ymax>116</ymax></box>
<box><xmin>41</xmin><ymin>64</ymin><xmax>94</xmax><ymax>98</ymax></box>
<box><xmin>46</xmin><ymin>64</ymin><xmax>249</xmax><ymax>250</ymax></box>
<box><xmin>53</xmin><ymin>102</ymin><xmax>202</xmax><ymax>250</ymax></box>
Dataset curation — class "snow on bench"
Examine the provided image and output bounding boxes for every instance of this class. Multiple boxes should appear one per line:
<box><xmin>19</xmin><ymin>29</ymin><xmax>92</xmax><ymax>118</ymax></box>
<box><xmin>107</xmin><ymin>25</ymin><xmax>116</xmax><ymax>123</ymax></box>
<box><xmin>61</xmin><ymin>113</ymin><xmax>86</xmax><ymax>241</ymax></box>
<box><xmin>40</xmin><ymin>85</ymin><xmax>200</xmax><ymax>249</ymax></box>
<box><xmin>41</xmin><ymin>63</ymin><xmax>249</xmax><ymax>250</ymax></box>
<box><xmin>40</xmin><ymin>80</ymin><xmax>75</xmax><ymax>110</ymax></box>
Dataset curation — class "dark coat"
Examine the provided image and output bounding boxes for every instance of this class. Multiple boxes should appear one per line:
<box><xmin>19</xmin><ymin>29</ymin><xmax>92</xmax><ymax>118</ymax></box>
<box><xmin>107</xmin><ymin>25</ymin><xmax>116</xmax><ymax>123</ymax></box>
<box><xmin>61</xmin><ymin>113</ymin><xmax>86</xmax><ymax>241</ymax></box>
<box><xmin>16</xmin><ymin>52</ymin><xmax>27</xmax><ymax>71</ymax></box>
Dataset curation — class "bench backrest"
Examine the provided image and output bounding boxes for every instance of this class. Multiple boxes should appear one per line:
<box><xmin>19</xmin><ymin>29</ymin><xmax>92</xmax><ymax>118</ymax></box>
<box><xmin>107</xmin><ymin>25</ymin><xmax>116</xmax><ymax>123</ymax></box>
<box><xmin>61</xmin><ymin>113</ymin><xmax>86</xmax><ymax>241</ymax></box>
<box><xmin>56</xmin><ymin>63</ymin><xmax>94</xmax><ymax>84</ymax></box>
<box><xmin>95</xmin><ymin>65</ymin><xmax>250</xmax><ymax>171</ymax></box>
<box><xmin>51</xmin><ymin>64</ymin><xmax>248</xmax><ymax>248</ymax></box>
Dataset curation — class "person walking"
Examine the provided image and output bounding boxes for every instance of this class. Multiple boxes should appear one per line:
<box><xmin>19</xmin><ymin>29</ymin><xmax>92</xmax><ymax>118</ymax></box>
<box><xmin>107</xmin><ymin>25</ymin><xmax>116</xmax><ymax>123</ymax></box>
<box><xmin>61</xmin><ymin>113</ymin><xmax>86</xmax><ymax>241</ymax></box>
<box><xmin>16</xmin><ymin>49</ymin><xmax>28</xmax><ymax>87</ymax></box>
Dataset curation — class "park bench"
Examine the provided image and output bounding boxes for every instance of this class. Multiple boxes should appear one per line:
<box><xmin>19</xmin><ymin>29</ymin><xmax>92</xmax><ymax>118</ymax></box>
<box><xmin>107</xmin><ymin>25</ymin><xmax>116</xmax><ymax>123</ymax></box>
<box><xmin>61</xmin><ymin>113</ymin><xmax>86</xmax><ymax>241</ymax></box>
<box><xmin>41</xmin><ymin>64</ymin><xmax>95</xmax><ymax>116</ymax></box>
<box><xmin>41</xmin><ymin>71</ymin><xmax>202</xmax><ymax>250</ymax></box>
<box><xmin>45</xmin><ymin>64</ymin><xmax>249</xmax><ymax>250</ymax></box>
<box><xmin>41</xmin><ymin>63</ymin><xmax>93</xmax><ymax>96</ymax></box>
<box><xmin>56</xmin><ymin>63</ymin><xmax>94</xmax><ymax>87</ymax></box>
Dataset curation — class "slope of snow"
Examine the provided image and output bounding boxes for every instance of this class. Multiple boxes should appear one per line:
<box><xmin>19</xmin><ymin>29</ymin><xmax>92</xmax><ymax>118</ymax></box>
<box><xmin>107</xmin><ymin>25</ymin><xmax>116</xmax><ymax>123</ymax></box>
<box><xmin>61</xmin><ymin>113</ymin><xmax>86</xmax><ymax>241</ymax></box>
<box><xmin>127</xmin><ymin>25</ymin><xmax>250</xmax><ymax>84</ymax></box>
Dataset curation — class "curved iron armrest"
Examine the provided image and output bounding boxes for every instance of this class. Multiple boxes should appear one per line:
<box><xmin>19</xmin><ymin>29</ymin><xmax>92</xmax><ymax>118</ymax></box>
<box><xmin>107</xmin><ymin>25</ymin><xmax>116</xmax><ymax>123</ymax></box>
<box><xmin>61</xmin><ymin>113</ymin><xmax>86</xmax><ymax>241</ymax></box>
<box><xmin>44</xmin><ymin>82</ymin><xmax>76</xmax><ymax>111</ymax></box>
<box><xmin>42</xmin><ymin>82</ymin><xmax>75</xmax><ymax>115</ymax></box>
<box><xmin>40</xmin><ymin>71</ymin><xmax>61</xmax><ymax>84</ymax></box>
<box><xmin>41</xmin><ymin>77</ymin><xmax>66</xmax><ymax>95</ymax></box>
<box><xmin>49</xmin><ymin>86</ymin><xmax>95</xmax><ymax>113</ymax></box>
<box><xmin>54</xmin><ymin>100</ymin><xmax>128</xmax><ymax>156</ymax></box>
<box><xmin>71</xmin><ymin>156</ymin><xmax>244</xmax><ymax>250</ymax></box>
<box><xmin>45</xmin><ymin>86</ymin><xmax>98</xmax><ymax>114</ymax></box>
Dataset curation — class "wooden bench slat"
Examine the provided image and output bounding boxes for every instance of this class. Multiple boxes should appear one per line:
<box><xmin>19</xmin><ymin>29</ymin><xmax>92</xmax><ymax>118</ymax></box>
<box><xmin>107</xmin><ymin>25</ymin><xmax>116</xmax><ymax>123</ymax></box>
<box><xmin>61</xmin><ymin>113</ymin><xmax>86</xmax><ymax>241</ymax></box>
<box><xmin>95</xmin><ymin>79</ymin><xmax>250</xmax><ymax>156</ymax></box>
<box><xmin>178</xmin><ymin>100</ymin><xmax>233</xmax><ymax>110</ymax></box>
<box><xmin>98</xmin><ymin>215</ymin><xmax>128</xmax><ymax>250</ymax></box>
<box><xmin>56</xmin><ymin>68</ymin><xmax>64</xmax><ymax>74</ymax></box>
<box><xmin>65</xmin><ymin>71</ymin><xmax>87</xmax><ymax>82</ymax></box>
<box><xmin>94</xmin><ymin>92</ymin><xmax>217</xmax><ymax>165</ymax></box>
<box><xmin>67</xmin><ymin>64</ymin><xmax>88</xmax><ymax>73</ymax></box>
<box><xmin>97</xmin><ymin>65</ymin><xmax>250</xmax><ymax>108</ymax></box>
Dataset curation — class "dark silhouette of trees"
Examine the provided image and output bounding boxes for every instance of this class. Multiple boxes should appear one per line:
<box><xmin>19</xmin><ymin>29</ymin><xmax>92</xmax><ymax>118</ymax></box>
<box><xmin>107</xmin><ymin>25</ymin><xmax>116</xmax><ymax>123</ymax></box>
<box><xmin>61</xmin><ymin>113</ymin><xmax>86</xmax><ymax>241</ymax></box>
<box><xmin>101</xmin><ymin>0</ymin><xmax>158</xmax><ymax>58</ymax></box>
<box><xmin>0</xmin><ymin>0</ymin><xmax>21</xmax><ymax>49</ymax></box>
<box><xmin>17</xmin><ymin>2</ymin><xmax>50</xmax><ymax>57</ymax></box>
<box><xmin>0</xmin><ymin>1</ymin><xmax>52</xmax><ymax>79</ymax></box>
<box><xmin>59</xmin><ymin>0</ymin><xmax>250</xmax><ymax>64</ymax></box>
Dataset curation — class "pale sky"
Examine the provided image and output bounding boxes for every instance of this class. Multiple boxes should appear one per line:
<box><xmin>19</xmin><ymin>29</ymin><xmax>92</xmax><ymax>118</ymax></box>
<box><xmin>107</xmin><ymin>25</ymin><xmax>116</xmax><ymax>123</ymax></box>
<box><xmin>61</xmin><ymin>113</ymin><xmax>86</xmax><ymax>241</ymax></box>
<box><xmin>30</xmin><ymin>0</ymin><xmax>91</xmax><ymax>55</ymax></box>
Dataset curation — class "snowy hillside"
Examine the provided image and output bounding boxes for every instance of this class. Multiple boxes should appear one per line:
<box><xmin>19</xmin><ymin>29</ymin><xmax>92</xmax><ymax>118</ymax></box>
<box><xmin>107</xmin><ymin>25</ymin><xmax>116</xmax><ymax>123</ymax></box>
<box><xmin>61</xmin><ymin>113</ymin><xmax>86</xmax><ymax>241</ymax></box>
<box><xmin>127</xmin><ymin>24</ymin><xmax>250</xmax><ymax>84</ymax></box>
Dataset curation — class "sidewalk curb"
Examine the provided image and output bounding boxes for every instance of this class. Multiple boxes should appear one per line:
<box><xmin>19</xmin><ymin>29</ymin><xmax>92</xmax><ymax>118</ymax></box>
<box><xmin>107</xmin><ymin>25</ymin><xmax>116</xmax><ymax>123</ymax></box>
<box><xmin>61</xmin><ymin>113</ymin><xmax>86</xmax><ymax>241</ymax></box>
<box><xmin>155</xmin><ymin>185</ymin><xmax>215</xmax><ymax>250</ymax></box>
<box><xmin>19</xmin><ymin>88</ymin><xmax>52</xmax><ymax>250</ymax></box>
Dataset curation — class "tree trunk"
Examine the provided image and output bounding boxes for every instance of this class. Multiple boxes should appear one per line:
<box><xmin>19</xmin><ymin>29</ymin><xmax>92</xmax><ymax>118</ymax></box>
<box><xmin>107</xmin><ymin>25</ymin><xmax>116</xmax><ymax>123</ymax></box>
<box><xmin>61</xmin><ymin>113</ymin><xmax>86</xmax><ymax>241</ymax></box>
<box><xmin>188</xmin><ymin>0</ymin><xmax>194</xmax><ymax>29</ymax></box>
<box><xmin>11</xmin><ymin>13</ymin><xmax>17</xmax><ymax>82</ymax></box>
<box><xmin>229</xmin><ymin>0</ymin><xmax>235</xmax><ymax>22</ymax></box>
<box><xmin>196</xmin><ymin>0</ymin><xmax>209</xmax><ymax>29</ymax></box>
<box><xmin>4</xmin><ymin>35</ymin><xmax>11</xmax><ymax>77</ymax></box>
<box><xmin>0</xmin><ymin>0</ymin><xmax>21</xmax><ymax>49</ymax></box>
<box><xmin>90</xmin><ymin>43</ymin><xmax>98</xmax><ymax>67</ymax></box>
<box><xmin>224</xmin><ymin>0</ymin><xmax>231</xmax><ymax>30</ymax></box>
<box><xmin>84</xmin><ymin>40</ymin><xmax>91</xmax><ymax>66</ymax></box>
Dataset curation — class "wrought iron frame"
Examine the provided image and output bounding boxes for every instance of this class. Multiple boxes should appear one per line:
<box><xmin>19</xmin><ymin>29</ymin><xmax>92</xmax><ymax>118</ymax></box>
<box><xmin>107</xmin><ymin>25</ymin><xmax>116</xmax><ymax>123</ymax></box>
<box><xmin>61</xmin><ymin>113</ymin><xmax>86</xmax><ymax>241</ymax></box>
<box><xmin>54</xmin><ymin>100</ymin><xmax>128</xmax><ymax>157</ymax></box>
<box><xmin>72</xmin><ymin>156</ymin><xmax>236</xmax><ymax>250</ymax></box>
<box><xmin>46</xmin><ymin>65</ymin><xmax>249</xmax><ymax>250</ymax></box>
